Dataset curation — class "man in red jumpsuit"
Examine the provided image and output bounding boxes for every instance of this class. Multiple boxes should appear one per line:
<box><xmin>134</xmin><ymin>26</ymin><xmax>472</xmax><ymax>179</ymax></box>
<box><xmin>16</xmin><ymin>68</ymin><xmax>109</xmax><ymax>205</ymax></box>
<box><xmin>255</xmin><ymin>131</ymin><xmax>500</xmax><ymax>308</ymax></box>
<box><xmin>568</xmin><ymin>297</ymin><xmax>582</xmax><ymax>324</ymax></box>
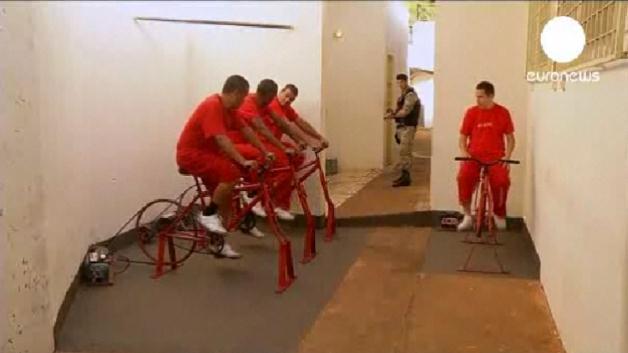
<box><xmin>236</xmin><ymin>79</ymin><xmax>301</xmax><ymax>222</ymax></box>
<box><xmin>263</xmin><ymin>84</ymin><xmax>330</xmax><ymax>217</ymax></box>
<box><xmin>457</xmin><ymin>81</ymin><xmax>516</xmax><ymax>231</ymax></box>
<box><xmin>176</xmin><ymin>75</ymin><xmax>272</xmax><ymax>258</ymax></box>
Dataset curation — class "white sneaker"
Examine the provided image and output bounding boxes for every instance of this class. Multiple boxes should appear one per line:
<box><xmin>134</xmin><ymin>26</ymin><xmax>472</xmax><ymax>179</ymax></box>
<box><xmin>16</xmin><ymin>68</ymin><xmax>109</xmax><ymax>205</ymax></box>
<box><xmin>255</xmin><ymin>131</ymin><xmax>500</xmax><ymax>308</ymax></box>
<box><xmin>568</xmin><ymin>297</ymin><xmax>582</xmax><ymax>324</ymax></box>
<box><xmin>274</xmin><ymin>208</ymin><xmax>295</xmax><ymax>221</ymax></box>
<box><xmin>248</xmin><ymin>226</ymin><xmax>265</xmax><ymax>238</ymax></box>
<box><xmin>494</xmin><ymin>216</ymin><xmax>507</xmax><ymax>231</ymax></box>
<box><xmin>197</xmin><ymin>213</ymin><xmax>227</xmax><ymax>234</ymax></box>
<box><xmin>242</xmin><ymin>193</ymin><xmax>267</xmax><ymax>218</ymax></box>
<box><xmin>211</xmin><ymin>242</ymin><xmax>242</xmax><ymax>259</ymax></box>
<box><xmin>457</xmin><ymin>214</ymin><xmax>473</xmax><ymax>231</ymax></box>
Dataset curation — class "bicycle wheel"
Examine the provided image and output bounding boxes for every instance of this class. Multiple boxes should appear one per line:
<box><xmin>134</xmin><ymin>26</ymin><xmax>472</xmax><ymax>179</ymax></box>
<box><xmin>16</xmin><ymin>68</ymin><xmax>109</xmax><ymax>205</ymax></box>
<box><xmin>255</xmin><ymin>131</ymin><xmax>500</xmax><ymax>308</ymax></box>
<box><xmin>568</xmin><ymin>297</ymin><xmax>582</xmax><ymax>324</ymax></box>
<box><xmin>239</xmin><ymin>211</ymin><xmax>257</xmax><ymax>233</ymax></box>
<box><xmin>135</xmin><ymin>198</ymin><xmax>200</xmax><ymax>265</ymax></box>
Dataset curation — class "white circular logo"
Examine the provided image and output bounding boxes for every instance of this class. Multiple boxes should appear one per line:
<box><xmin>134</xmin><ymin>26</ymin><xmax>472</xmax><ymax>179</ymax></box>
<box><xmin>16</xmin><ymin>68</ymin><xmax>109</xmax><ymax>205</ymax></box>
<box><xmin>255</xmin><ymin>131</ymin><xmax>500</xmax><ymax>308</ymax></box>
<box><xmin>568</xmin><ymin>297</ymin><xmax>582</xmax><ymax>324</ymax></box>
<box><xmin>540</xmin><ymin>16</ymin><xmax>586</xmax><ymax>63</ymax></box>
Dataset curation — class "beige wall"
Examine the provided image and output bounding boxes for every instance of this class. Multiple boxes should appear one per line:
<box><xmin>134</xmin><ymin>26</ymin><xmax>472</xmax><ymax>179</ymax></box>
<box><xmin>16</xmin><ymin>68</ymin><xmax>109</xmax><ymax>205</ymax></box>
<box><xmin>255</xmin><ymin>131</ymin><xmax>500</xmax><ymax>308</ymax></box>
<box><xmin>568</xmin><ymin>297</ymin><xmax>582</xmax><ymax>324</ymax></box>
<box><xmin>0</xmin><ymin>3</ymin><xmax>55</xmax><ymax>352</ymax></box>
<box><xmin>431</xmin><ymin>1</ymin><xmax>529</xmax><ymax>215</ymax></box>
<box><xmin>526</xmin><ymin>66</ymin><xmax>628</xmax><ymax>353</ymax></box>
<box><xmin>434</xmin><ymin>2</ymin><xmax>628</xmax><ymax>352</ymax></box>
<box><xmin>2</xmin><ymin>2</ymin><xmax>323</xmax><ymax>352</ymax></box>
<box><xmin>323</xmin><ymin>1</ymin><xmax>407</xmax><ymax>171</ymax></box>
<box><xmin>385</xmin><ymin>2</ymin><xmax>411</xmax><ymax>167</ymax></box>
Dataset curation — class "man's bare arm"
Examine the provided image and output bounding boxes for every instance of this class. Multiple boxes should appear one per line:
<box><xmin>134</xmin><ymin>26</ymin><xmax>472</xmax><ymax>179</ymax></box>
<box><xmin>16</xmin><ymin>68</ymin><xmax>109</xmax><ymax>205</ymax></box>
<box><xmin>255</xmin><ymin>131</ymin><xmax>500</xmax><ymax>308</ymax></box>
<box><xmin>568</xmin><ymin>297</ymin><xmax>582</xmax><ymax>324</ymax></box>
<box><xmin>294</xmin><ymin>117</ymin><xmax>322</xmax><ymax>140</ymax></box>
<box><xmin>241</xmin><ymin>126</ymin><xmax>269</xmax><ymax>155</ymax></box>
<box><xmin>250</xmin><ymin>117</ymin><xmax>288</xmax><ymax>152</ymax></box>
<box><xmin>215</xmin><ymin>135</ymin><xmax>249</xmax><ymax>166</ymax></box>
<box><xmin>459</xmin><ymin>134</ymin><xmax>470</xmax><ymax>157</ymax></box>
<box><xmin>505</xmin><ymin>134</ymin><xmax>515</xmax><ymax>160</ymax></box>
<box><xmin>269</xmin><ymin>111</ymin><xmax>309</xmax><ymax>146</ymax></box>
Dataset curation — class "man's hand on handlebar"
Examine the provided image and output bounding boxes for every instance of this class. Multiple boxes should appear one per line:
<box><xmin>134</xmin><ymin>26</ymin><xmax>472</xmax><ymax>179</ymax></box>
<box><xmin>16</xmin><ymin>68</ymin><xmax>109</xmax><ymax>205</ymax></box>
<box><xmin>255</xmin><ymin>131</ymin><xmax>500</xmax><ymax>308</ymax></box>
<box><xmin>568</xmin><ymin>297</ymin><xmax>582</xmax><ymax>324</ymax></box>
<box><xmin>297</xmin><ymin>141</ymin><xmax>308</xmax><ymax>151</ymax></box>
<box><xmin>241</xmin><ymin>160</ymin><xmax>258</xmax><ymax>170</ymax></box>
<box><xmin>502</xmin><ymin>154</ymin><xmax>513</xmax><ymax>169</ymax></box>
<box><xmin>264</xmin><ymin>152</ymin><xmax>276</xmax><ymax>162</ymax></box>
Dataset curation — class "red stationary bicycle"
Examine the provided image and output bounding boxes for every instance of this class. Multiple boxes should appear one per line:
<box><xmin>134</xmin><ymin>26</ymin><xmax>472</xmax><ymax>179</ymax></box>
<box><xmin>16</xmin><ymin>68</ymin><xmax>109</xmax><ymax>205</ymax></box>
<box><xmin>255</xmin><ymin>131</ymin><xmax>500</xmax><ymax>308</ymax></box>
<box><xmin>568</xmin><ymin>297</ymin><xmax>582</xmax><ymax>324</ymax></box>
<box><xmin>135</xmin><ymin>162</ymin><xmax>297</xmax><ymax>293</ymax></box>
<box><xmin>454</xmin><ymin>157</ymin><xmax>519</xmax><ymax>274</ymax></box>
<box><xmin>278</xmin><ymin>147</ymin><xmax>337</xmax><ymax>264</ymax></box>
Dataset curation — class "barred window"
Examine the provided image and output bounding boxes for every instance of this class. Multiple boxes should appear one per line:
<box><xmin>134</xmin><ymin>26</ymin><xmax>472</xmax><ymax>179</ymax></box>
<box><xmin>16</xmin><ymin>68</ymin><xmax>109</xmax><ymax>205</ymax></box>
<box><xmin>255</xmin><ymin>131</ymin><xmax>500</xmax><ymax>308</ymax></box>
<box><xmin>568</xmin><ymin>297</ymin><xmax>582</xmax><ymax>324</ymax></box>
<box><xmin>527</xmin><ymin>1</ymin><xmax>628</xmax><ymax>75</ymax></box>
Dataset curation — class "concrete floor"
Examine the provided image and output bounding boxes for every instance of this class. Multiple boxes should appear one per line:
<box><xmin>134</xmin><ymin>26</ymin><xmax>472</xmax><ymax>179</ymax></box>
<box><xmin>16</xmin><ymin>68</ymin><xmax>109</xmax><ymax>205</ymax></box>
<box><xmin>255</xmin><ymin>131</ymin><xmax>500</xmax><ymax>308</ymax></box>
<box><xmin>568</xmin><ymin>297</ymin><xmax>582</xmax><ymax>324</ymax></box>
<box><xmin>57</xmin><ymin>224</ymin><xmax>368</xmax><ymax>353</ymax></box>
<box><xmin>298</xmin><ymin>228</ymin><xmax>563</xmax><ymax>353</ymax></box>
<box><xmin>336</xmin><ymin>129</ymin><xmax>431</xmax><ymax>219</ymax></box>
<box><xmin>57</xmin><ymin>128</ymin><xmax>565</xmax><ymax>353</ymax></box>
<box><xmin>327</xmin><ymin>169</ymin><xmax>382</xmax><ymax>208</ymax></box>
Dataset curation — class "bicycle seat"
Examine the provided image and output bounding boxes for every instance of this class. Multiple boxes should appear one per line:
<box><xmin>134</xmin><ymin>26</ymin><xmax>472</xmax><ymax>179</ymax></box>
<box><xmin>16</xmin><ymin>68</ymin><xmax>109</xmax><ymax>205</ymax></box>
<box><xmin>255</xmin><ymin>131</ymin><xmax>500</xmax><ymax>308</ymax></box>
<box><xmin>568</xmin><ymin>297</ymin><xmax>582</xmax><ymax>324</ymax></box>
<box><xmin>178</xmin><ymin>167</ymin><xmax>192</xmax><ymax>176</ymax></box>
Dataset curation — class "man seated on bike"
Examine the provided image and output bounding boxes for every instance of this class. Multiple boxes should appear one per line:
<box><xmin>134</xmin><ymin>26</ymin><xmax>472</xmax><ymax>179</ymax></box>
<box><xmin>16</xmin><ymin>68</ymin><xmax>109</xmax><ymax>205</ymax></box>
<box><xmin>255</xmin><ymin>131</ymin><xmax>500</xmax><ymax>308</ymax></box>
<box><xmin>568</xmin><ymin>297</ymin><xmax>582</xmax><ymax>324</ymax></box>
<box><xmin>263</xmin><ymin>84</ymin><xmax>330</xmax><ymax>216</ymax></box>
<box><xmin>235</xmin><ymin>79</ymin><xmax>300</xmax><ymax>221</ymax></box>
<box><xmin>176</xmin><ymin>75</ymin><xmax>272</xmax><ymax>259</ymax></box>
<box><xmin>457</xmin><ymin>81</ymin><xmax>515</xmax><ymax>231</ymax></box>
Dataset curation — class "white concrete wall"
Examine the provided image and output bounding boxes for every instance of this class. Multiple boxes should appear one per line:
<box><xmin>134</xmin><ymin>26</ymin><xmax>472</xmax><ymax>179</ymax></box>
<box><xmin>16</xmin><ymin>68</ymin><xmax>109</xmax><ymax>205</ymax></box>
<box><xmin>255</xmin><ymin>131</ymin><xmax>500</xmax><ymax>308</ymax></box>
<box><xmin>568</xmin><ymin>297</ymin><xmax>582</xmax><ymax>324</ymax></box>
<box><xmin>385</xmin><ymin>1</ymin><xmax>411</xmax><ymax>167</ymax></box>
<box><xmin>2</xmin><ymin>2</ymin><xmax>323</xmax><ymax>352</ymax></box>
<box><xmin>386</xmin><ymin>1</ymin><xmax>410</xmax><ymax>94</ymax></box>
<box><xmin>409</xmin><ymin>21</ymin><xmax>435</xmax><ymax>129</ymax></box>
<box><xmin>433</xmin><ymin>2</ymin><xmax>628</xmax><ymax>352</ymax></box>
<box><xmin>408</xmin><ymin>21</ymin><xmax>435</xmax><ymax>71</ymax></box>
<box><xmin>323</xmin><ymin>1</ymin><xmax>407</xmax><ymax>171</ymax></box>
<box><xmin>413</xmin><ymin>79</ymin><xmax>434</xmax><ymax>129</ymax></box>
<box><xmin>0</xmin><ymin>4</ymin><xmax>54</xmax><ymax>352</ymax></box>
<box><xmin>431</xmin><ymin>1</ymin><xmax>529</xmax><ymax>215</ymax></box>
<box><xmin>526</xmin><ymin>66</ymin><xmax>628</xmax><ymax>353</ymax></box>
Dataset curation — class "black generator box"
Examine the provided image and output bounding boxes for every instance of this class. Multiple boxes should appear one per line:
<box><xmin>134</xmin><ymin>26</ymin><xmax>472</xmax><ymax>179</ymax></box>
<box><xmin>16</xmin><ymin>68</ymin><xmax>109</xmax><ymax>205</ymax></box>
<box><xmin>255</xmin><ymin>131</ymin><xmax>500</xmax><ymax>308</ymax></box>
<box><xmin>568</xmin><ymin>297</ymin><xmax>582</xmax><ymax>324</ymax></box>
<box><xmin>81</xmin><ymin>246</ymin><xmax>114</xmax><ymax>285</ymax></box>
<box><xmin>440</xmin><ymin>212</ymin><xmax>461</xmax><ymax>230</ymax></box>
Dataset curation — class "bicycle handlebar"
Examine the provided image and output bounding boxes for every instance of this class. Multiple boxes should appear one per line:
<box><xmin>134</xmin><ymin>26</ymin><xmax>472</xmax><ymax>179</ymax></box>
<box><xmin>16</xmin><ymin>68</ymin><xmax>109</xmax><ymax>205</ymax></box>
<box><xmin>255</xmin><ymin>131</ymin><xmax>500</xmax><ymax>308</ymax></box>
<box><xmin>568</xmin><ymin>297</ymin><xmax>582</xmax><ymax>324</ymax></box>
<box><xmin>454</xmin><ymin>157</ymin><xmax>520</xmax><ymax>166</ymax></box>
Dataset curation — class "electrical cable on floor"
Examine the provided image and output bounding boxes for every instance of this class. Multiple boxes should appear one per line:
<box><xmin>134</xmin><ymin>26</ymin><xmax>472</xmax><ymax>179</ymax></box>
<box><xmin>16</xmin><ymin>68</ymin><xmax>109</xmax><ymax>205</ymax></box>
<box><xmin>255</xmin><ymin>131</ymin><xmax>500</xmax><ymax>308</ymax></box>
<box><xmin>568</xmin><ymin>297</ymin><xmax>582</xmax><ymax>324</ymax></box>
<box><xmin>100</xmin><ymin>184</ymin><xmax>198</xmax><ymax>277</ymax></box>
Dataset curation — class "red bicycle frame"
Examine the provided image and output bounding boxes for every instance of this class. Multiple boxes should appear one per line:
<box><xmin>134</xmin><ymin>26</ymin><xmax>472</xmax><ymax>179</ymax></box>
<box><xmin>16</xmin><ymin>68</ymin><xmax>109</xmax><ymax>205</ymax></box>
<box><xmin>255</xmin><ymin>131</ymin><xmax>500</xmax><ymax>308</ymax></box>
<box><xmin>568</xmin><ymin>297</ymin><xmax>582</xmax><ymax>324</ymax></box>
<box><xmin>153</xmin><ymin>166</ymin><xmax>296</xmax><ymax>293</ymax></box>
<box><xmin>272</xmin><ymin>148</ymin><xmax>337</xmax><ymax>263</ymax></box>
<box><xmin>455</xmin><ymin>157</ymin><xmax>519</xmax><ymax>274</ymax></box>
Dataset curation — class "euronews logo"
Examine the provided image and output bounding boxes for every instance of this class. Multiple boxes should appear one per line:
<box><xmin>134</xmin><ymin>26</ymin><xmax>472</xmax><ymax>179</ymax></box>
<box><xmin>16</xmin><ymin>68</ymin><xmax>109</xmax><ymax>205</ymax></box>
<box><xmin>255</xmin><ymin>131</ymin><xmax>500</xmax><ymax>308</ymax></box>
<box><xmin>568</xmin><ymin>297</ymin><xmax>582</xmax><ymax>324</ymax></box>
<box><xmin>527</xmin><ymin>16</ymin><xmax>601</xmax><ymax>83</ymax></box>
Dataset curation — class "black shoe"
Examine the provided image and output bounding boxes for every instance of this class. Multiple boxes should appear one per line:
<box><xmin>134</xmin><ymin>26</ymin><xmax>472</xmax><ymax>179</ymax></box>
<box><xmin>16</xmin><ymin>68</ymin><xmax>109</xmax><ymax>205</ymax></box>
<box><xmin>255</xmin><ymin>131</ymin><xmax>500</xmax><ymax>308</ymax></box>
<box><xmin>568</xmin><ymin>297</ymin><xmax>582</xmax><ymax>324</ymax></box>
<box><xmin>393</xmin><ymin>178</ymin><xmax>411</xmax><ymax>187</ymax></box>
<box><xmin>393</xmin><ymin>171</ymin><xmax>411</xmax><ymax>187</ymax></box>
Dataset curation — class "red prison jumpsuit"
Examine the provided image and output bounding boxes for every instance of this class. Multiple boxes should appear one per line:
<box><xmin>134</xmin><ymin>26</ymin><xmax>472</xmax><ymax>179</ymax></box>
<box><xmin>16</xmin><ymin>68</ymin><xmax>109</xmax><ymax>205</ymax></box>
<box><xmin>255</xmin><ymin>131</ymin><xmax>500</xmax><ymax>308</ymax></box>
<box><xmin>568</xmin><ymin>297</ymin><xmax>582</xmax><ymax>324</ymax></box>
<box><xmin>457</xmin><ymin>103</ymin><xmax>514</xmax><ymax>217</ymax></box>
<box><xmin>265</xmin><ymin>97</ymin><xmax>307</xmax><ymax>209</ymax></box>
<box><xmin>176</xmin><ymin>94</ymin><xmax>246</xmax><ymax>193</ymax></box>
<box><xmin>235</xmin><ymin>94</ymin><xmax>298</xmax><ymax>209</ymax></box>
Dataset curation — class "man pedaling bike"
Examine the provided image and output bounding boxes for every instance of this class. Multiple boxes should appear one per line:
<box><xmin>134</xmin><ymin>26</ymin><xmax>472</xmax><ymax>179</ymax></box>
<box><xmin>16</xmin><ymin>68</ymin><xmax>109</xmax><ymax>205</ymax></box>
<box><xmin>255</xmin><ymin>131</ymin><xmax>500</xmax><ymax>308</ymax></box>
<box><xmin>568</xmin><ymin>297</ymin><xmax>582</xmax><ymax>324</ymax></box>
<box><xmin>176</xmin><ymin>75</ymin><xmax>272</xmax><ymax>259</ymax></box>
<box><xmin>457</xmin><ymin>81</ymin><xmax>516</xmax><ymax>232</ymax></box>
<box><xmin>175</xmin><ymin>76</ymin><xmax>330</xmax><ymax>259</ymax></box>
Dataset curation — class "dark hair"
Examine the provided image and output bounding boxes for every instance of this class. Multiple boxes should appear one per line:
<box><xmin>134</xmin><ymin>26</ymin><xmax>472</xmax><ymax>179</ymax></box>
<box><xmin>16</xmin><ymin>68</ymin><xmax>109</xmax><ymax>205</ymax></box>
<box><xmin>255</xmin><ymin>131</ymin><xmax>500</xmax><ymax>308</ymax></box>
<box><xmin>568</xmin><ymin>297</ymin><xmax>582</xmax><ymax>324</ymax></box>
<box><xmin>396</xmin><ymin>73</ymin><xmax>408</xmax><ymax>81</ymax></box>
<box><xmin>257</xmin><ymin>79</ymin><xmax>278</xmax><ymax>97</ymax></box>
<box><xmin>283</xmin><ymin>84</ymin><xmax>299</xmax><ymax>96</ymax></box>
<box><xmin>476</xmin><ymin>81</ymin><xmax>495</xmax><ymax>96</ymax></box>
<box><xmin>222</xmin><ymin>75</ymin><xmax>249</xmax><ymax>94</ymax></box>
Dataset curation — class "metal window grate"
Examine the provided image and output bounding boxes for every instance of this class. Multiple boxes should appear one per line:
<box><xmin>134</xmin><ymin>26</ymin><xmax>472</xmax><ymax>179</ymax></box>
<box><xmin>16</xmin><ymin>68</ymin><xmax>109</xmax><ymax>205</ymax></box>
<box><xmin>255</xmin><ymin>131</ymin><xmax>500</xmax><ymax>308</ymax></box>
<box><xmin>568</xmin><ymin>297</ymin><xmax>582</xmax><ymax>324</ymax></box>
<box><xmin>526</xmin><ymin>1</ymin><xmax>628</xmax><ymax>75</ymax></box>
<box><xmin>526</xmin><ymin>1</ymin><xmax>556</xmax><ymax>73</ymax></box>
<box><xmin>555</xmin><ymin>0</ymin><xmax>627</xmax><ymax>71</ymax></box>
